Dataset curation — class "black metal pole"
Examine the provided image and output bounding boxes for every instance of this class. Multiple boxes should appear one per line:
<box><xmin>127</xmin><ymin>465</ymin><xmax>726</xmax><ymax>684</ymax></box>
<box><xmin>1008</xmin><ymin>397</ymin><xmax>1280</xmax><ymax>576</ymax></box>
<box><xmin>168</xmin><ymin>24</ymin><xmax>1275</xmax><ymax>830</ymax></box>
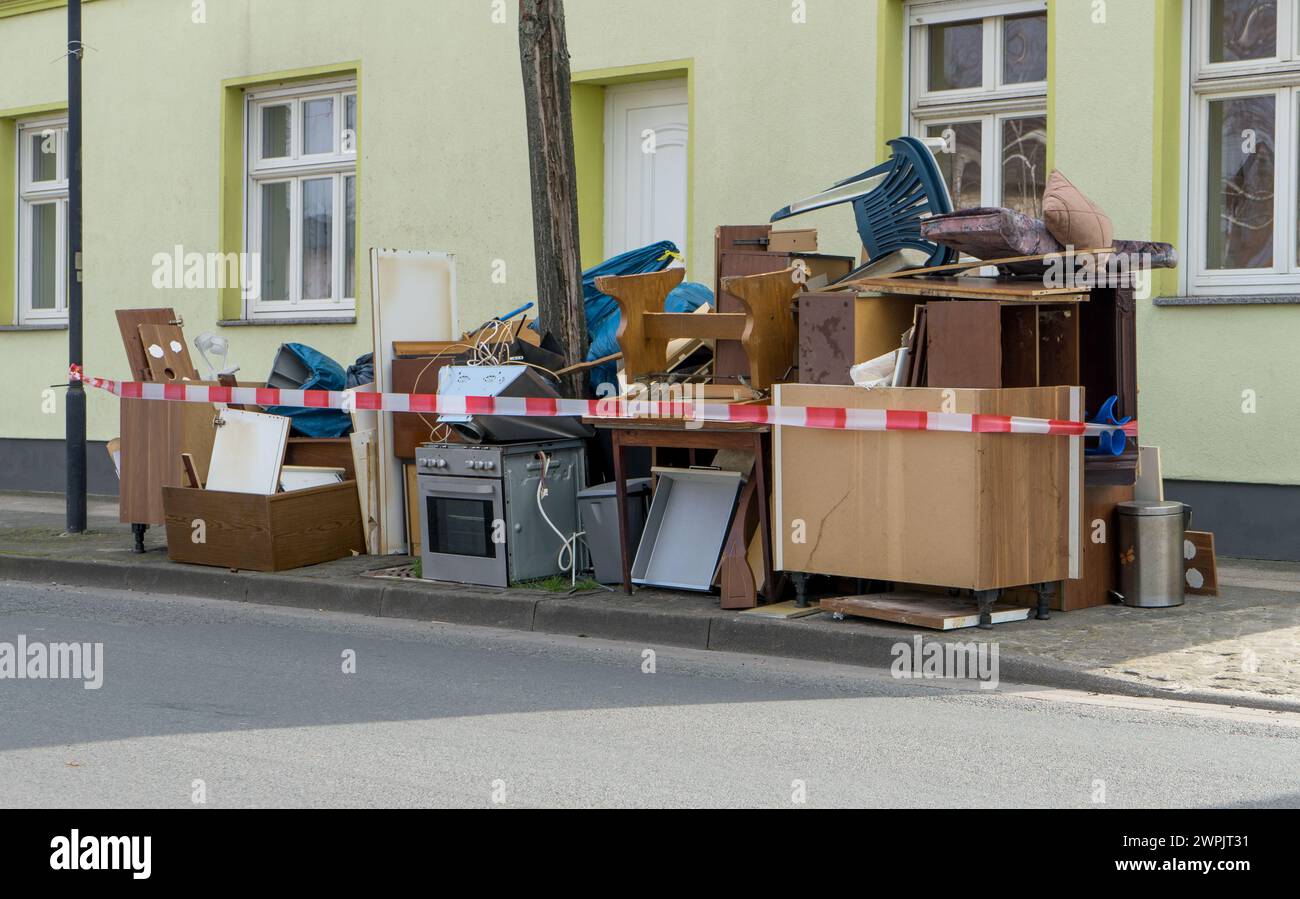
<box><xmin>65</xmin><ymin>0</ymin><xmax>86</xmax><ymax>533</ymax></box>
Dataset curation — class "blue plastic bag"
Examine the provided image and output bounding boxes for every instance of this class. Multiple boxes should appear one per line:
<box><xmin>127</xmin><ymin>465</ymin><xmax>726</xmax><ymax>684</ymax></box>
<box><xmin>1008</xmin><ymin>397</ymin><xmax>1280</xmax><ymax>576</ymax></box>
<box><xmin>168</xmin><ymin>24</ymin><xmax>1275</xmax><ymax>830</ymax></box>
<box><xmin>580</xmin><ymin>242</ymin><xmax>713</xmax><ymax>390</ymax></box>
<box><xmin>264</xmin><ymin>343</ymin><xmax>353</xmax><ymax>438</ymax></box>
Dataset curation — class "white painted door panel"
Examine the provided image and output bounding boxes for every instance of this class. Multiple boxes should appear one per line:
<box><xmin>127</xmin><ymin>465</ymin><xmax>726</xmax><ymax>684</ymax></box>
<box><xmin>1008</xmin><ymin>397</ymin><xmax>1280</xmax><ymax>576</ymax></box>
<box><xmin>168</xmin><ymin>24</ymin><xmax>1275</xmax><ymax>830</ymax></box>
<box><xmin>604</xmin><ymin>80</ymin><xmax>688</xmax><ymax>260</ymax></box>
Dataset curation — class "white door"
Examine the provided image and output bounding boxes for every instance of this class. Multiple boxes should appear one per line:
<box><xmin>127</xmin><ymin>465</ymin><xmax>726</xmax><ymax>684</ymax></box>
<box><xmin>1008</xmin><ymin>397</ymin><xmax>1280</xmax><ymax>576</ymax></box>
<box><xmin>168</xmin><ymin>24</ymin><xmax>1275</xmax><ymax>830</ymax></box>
<box><xmin>604</xmin><ymin>79</ymin><xmax>688</xmax><ymax>261</ymax></box>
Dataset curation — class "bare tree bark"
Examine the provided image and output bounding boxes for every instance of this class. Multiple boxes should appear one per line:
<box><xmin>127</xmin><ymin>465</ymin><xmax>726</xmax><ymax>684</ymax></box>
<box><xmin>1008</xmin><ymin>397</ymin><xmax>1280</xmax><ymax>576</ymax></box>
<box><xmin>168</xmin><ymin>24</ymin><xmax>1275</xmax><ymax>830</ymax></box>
<box><xmin>519</xmin><ymin>0</ymin><xmax>587</xmax><ymax>398</ymax></box>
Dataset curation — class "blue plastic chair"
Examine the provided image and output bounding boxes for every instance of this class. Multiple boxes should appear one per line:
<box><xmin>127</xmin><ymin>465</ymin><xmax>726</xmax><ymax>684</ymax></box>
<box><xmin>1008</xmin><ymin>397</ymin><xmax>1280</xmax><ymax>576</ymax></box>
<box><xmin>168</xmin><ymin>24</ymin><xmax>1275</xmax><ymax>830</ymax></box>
<box><xmin>770</xmin><ymin>136</ymin><xmax>957</xmax><ymax>271</ymax></box>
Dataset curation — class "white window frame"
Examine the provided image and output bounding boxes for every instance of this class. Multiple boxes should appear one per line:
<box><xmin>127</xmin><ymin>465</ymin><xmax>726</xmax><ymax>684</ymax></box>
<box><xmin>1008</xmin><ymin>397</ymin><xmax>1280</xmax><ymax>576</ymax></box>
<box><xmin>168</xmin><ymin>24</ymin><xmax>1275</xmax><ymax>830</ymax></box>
<box><xmin>1186</xmin><ymin>0</ymin><xmax>1300</xmax><ymax>295</ymax></box>
<box><xmin>244</xmin><ymin>79</ymin><xmax>357</xmax><ymax>320</ymax></box>
<box><xmin>905</xmin><ymin>0</ymin><xmax>1048</xmax><ymax>212</ymax></box>
<box><xmin>15</xmin><ymin>116</ymin><xmax>69</xmax><ymax>325</ymax></box>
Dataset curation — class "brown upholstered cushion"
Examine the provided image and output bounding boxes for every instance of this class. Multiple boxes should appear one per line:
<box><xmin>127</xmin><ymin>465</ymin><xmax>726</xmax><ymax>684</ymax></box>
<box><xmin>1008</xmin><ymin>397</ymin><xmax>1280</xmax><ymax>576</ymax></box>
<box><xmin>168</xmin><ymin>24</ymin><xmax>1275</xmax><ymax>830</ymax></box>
<box><xmin>1042</xmin><ymin>170</ymin><xmax>1113</xmax><ymax>250</ymax></box>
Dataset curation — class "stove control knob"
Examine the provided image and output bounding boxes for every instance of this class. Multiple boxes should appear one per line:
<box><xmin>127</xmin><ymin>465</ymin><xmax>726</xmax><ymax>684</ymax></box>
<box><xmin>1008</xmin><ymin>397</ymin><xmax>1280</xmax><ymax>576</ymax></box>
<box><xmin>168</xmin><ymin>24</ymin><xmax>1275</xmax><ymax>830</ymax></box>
<box><xmin>484</xmin><ymin>461</ymin><xmax>496</xmax><ymax>471</ymax></box>
<box><xmin>436</xmin><ymin>459</ymin><xmax>448</xmax><ymax>469</ymax></box>
<box><xmin>465</xmin><ymin>460</ymin><xmax>476</xmax><ymax>470</ymax></box>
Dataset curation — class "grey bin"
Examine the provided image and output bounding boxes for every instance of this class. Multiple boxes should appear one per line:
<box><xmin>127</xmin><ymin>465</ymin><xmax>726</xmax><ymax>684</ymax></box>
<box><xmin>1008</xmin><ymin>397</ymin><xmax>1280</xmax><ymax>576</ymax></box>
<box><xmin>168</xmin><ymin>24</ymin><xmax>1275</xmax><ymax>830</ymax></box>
<box><xmin>578</xmin><ymin>479</ymin><xmax>653</xmax><ymax>584</ymax></box>
<box><xmin>1117</xmin><ymin>500</ymin><xmax>1186</xmax><ymax>608</ymax></box>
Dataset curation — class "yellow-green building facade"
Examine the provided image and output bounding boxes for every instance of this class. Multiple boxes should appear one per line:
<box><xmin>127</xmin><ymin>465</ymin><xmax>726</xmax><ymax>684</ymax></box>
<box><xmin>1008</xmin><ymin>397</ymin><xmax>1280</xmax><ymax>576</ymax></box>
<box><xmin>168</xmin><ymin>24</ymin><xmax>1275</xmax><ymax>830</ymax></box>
<box><xmin>1</xmin><ymin>0</ymin><xmax>1296</xmax><ymax>558</ymax></box>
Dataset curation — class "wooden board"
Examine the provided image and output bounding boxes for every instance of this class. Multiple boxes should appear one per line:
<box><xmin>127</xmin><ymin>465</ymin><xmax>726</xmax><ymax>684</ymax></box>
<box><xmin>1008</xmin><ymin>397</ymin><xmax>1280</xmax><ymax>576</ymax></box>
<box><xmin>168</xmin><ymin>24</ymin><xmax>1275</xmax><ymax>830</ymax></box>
<box><xmin>820</xmin><ymin>593</ymin><xmax>1031</xmax><ymax>630</ymax></box>
<box><xmin>284</xmin><ymin>437</ymin><xmax>355</xmax><ymax>480</ymax></box>
<box><xmin>717</xmin><ymin>267</ymin><xmax>801</xmax><ymax>389</ymax></box>
<box><xmin>370</xmin><ymin>249</ymin><xmax>458</xmax><ymax>554</ymax></box>
<box><xmin>849</xmin><ymin>276</ymin><xmax>1086</xmax><ymax>303</ymax></box>
<box><xmin>205</xmin><ymin>408</ymin><xmax>289</xmax><ymax>495</ymax></box>
<box><xmin>137</xmin><ymin>323</ymin><xmax>199</xmax><ymax>382</ymax></box>
<box><xmin>350</xmin><ymin>429</ymin><xmax>379</xmax><ymax>555</ymax></box>
<box><xmin>280</xmin><ymin>465</ymin><xmax>345</xmax><ymax>492</ymax></box>
<box><xmin>119</xmin><ymin>395</ymin><xmax>217</xmax><ymax>525</ymax></box>
<box><xmin>1058</xmin><ymin>481</ymin><xmax>1134</xmax><ymax>611</ymax></box>
<box><xmin>925</xmin><ymin>301</ymin><xmax>1002</xmax><ymax>388</ymax></box>
<box><xmin>739</xmin><ymin>600</ymin><xmax>821</xmax><ymax>619</ymax></box>
<box><xmin>115</xmin><ymin>308</ymin><xmax>178</xmax><ymax>382</ymax></box>
<box><xmin>854</xmin><ymin>294</ymin><xmax>921</xmax><ymax>366</ymax></box>
<box><xmin>1184</xmin><ymin>530</ymin><xmax>1219</xmax><ymax>596</ymax></box>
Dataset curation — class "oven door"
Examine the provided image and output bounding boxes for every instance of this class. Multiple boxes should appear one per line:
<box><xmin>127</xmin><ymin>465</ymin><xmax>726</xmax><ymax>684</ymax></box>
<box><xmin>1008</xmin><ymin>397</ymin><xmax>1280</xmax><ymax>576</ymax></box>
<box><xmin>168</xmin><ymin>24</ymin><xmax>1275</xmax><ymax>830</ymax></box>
<box><xmin>418</xmin><ymin>475</ymin><xmax>508</xmax><ymax>588</ymax></box>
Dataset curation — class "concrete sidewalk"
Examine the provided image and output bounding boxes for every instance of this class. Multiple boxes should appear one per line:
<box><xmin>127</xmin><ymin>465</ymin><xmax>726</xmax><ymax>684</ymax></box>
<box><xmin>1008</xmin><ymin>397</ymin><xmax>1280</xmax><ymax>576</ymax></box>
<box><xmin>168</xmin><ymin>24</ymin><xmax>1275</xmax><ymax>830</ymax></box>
<box><xmin>1</xmin><ymin>491</ymin><xmax>1296</xmax><ymax>712</ymax></box>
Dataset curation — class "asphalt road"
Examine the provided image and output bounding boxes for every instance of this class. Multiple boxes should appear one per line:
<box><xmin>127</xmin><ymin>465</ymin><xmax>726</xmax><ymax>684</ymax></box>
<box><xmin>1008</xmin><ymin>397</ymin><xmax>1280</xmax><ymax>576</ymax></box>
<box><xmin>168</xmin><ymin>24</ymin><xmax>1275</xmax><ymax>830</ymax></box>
<box><xmin>1</xmin><ymin>579</ymin><xmax>1298</xmax><ymax>808</ymax></box>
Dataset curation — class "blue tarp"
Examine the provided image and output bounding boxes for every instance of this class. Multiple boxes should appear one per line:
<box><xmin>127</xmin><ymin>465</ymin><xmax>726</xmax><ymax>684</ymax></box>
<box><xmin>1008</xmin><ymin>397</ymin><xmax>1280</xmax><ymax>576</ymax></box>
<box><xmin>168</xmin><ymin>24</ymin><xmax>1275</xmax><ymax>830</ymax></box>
<box><xmin>582</xmin><ymin>241</ymin><xmax>712</xmax><ymax>390</ymax></box>
<box><xmin>264</xmin><ymin>343</ymin><xmax>353</xmax><ymax>438</ymax></box>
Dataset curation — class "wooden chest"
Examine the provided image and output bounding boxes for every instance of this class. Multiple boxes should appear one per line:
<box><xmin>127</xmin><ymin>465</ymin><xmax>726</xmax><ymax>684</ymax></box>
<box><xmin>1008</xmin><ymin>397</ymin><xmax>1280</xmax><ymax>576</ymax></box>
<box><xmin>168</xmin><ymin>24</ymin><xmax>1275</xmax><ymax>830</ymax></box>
<box><xmin>161</xmin><ymin>481</ymin><xmax>365</xmax><ymax>572</ymax></box>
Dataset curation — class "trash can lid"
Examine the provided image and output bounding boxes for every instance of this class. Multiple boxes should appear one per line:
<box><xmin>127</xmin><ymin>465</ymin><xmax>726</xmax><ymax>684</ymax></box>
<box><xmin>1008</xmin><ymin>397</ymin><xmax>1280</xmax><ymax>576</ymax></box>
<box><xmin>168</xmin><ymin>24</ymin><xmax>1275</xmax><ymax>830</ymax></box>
<box><xmin>1117</xmin><ymin>500</ymin><xmax>1184</xmax><ymax>517</ymax></box>
<box><xmin>578</xmin><ymin>478</ymin><xmax>652</xmax><ymax>499</ymax></box>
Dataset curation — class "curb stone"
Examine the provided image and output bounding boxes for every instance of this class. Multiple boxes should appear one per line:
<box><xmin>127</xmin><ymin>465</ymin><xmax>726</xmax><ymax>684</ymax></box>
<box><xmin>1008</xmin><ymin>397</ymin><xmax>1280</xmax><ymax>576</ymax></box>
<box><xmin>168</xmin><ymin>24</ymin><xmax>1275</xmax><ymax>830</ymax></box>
<box><xmin>2</xmin><ymin>552</ymin><xmax>1298</xmax><ymax>715</ymax></box>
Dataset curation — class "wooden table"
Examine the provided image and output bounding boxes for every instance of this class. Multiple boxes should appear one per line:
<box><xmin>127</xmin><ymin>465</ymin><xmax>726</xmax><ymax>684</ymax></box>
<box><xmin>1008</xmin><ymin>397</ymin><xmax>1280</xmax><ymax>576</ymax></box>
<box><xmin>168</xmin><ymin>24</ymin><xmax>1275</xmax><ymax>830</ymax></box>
<box><xmin>592</xmin><ymin>419</ymin><xmax>776</xmax><ymax>601</ymax></box>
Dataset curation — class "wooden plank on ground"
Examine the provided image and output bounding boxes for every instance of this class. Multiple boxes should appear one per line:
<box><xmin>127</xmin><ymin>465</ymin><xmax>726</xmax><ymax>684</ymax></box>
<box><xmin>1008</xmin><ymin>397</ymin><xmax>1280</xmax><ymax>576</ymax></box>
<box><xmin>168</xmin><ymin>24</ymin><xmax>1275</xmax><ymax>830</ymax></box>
<box><xmin>820</xmin><ymin>593</ymin><xmax>1031</xmax><ymax>630</ymax></box>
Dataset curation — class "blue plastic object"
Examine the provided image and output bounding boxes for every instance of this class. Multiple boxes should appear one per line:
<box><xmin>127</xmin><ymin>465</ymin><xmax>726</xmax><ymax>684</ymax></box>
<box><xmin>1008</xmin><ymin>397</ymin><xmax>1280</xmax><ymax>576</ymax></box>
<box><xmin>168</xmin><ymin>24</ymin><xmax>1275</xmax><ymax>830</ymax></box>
<box><xmin>1086</xmin><ymin>395</ymin><xmax>1131</xmax><ymax>457</ymax></box>
<box><xmin>770</xmin><ymin>136</ymin><xmax>958</xmax><ymax>270</ymax></box>
<box><xmin>264</xmin><ymin>343</ymin><xmax>352</xmax><ymax>438</ymax></box>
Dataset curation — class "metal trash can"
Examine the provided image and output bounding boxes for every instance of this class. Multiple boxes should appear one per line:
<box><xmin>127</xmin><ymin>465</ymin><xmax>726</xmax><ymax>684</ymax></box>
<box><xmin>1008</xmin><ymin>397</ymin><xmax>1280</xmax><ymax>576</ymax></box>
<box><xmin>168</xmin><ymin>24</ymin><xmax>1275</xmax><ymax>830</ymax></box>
<box><xmin>1117</xmin><ymin>500</ymin><xmax>1185</xmax><ymax>608</ymax></box>
<box><xmin>578</xmin><ymin>479</ymin><xmax>652</xmax><ymax>584</ymax></box>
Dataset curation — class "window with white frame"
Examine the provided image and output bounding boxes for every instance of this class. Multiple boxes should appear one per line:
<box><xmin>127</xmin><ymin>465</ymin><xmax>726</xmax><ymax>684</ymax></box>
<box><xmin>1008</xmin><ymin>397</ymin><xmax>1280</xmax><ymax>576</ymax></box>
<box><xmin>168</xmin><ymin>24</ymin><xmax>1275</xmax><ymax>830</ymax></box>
<box><xmin>245</xmin><ymin>80</ymin><xmax>356</xmax><ymax>318</ymax></box>
<box><xmin>16</xmin><ymin>117</ymin><xmax>69</xmax><ymax>324</ymax></box>
<box><xmin>1188</xmin><ymin>0</ymin><xmax>1300</xmax><ymax>295</ymax></box>
<box><xmin>906</xmin><ymin>0</ymin><xmax>1048</xmax><ymax>218</ymax></box>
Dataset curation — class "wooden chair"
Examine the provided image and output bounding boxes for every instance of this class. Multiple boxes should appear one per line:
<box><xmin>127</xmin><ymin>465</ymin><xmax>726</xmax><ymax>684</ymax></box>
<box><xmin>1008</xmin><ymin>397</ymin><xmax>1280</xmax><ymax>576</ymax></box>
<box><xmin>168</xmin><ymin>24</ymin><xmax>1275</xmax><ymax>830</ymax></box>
<box><xmin>594</xmin><ymin>266</ymin><xmax>801</xmax><ymax>391</ymax></box>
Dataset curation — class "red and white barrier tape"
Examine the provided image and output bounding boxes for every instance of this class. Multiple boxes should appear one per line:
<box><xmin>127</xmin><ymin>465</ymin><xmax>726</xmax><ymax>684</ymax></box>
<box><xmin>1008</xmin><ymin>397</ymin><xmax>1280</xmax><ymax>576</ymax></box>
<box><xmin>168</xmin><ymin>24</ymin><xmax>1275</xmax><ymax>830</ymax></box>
<box><xmin>69</xmin><ymin>366</ymin><xmax>1137</xmax><ymax>439</ymax></box>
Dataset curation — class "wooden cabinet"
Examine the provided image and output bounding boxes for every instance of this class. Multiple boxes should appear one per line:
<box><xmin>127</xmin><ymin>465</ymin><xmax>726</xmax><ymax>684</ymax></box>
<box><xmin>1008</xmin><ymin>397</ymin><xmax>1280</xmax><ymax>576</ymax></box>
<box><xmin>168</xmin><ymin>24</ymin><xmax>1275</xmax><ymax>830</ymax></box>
<box><xmin>714</xmin><ymin>225</ymin><xmax>853</xmax><ymax>383</ymax></box>
<box><xmin>119</xmin><ymin>397</ymin><xmax>217</xmax><ymax>526</ymax></box>
<box><xmin>774</xmin><ymin>385</ymin><xmax>1082</xmax><ymax>593</ymax></box>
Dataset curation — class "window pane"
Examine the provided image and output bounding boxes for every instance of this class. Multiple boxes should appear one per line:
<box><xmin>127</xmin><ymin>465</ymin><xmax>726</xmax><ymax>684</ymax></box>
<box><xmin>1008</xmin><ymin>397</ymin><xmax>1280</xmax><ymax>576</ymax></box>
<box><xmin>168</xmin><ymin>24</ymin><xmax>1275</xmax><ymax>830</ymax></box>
<box><xmin>29</xmin><ymin>130</ymin><xmax>59</xmax><ymax>182</ymax></box>
<box><xmin>1002</xmin><ymin>13</ymin><xmax>1047</xmax><ymax>84</ymax></box>
<box><xmin>1001</xmin><ymin>116</ymin><xmax>1047</xmax><ymax>218</ymax></box>
<box><xmin>261</xmin><ymin>105</ymin><xmax>291</xmax><ymax>159</ymax></box>
<box><xmin>302</xmin><ymin>98</ymin><xmax>334</xmax><ymax>155</ymax></box>
<box><xmin>301</xmin><ymin>177</ymin><xmax>334</xmax><ymax>300</ymax></box>
<box><xmin>928</xmin><ymin>20</ymin><xmax>983</xmax><ymax>91</ymax></box>
<box><xmin>1208</xmin><ymin>0</ymin><xmax>1276</xmax><ymax>63</ymax></box>
<box><xmin>259</xmin><ymin>182</ymin><xmax>291</xmax><ymax>302</ymax></box>
<box><xmin>343</xmin><ymin>94</ymin><xmax>357</xmax><ymax>153</ymax></box>
<box><xmin>1205</xmin><ymin>95</ymin><xmax>1275</xmax><ymax>269</ymax></box>
<box><xmin>29</xmin><ymin>202</ymin><xmax>58</xmax><ymax>310</ymax></box>
<box><xmin>926</xmin><ymin>121</ymin><xmax>982</xmax><ymax>209</ymax></box>
<box><xmin>344</xmin><ymin>175</ymin><xmax>356</xmax><ymax>298</ymax></box>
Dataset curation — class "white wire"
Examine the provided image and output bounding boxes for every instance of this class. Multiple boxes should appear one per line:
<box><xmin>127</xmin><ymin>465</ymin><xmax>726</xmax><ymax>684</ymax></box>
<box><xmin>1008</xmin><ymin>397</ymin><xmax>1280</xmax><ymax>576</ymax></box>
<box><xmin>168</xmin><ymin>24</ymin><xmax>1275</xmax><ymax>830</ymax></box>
<box><xmin>535</xmin><ymin>451</ymin><xmax>587</xmax><ymax>588</ymax></box>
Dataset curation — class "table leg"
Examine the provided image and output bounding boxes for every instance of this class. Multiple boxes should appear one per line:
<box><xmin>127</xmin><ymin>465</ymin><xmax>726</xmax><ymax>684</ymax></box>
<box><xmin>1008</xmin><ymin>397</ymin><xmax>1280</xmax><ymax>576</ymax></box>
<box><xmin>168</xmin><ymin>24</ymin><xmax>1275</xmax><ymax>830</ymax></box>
<box><xmin>132</xmin><ymin>523</ymin><xmax>148</xmax><ymax>554</ymax></box>
<box><xmin>612</xmin><ymin>430</ymin><xmax>632</xmax><ymax>595</ymax></box>
<box><xmin>974</xmin><ymin>589</ymin><xmax>1000</xmax><ymax>630</ymax></box>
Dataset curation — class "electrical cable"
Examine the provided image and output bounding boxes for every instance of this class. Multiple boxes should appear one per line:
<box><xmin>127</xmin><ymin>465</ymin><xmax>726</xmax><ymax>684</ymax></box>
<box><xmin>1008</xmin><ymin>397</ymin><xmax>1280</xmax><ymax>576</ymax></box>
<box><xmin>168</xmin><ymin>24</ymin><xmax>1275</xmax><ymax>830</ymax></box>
<box><xmin>535</xmin><ymin>450</ymin><xmax>587</xmax><ymax>588</ymax></box>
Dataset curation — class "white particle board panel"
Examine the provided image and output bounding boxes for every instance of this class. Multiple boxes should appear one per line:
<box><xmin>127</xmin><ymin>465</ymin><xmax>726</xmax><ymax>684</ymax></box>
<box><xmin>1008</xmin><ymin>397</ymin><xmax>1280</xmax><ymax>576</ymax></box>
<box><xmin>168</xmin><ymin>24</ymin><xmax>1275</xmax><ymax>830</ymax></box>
<box><xmin>205</xmin><ymin>409</ymin><xmax>290</xmax><ymax>495</ymax></box>
<box><xmin>369</xmin><ymin>248</ymin><xmax>458</xmax><ymax>554</ymax></box>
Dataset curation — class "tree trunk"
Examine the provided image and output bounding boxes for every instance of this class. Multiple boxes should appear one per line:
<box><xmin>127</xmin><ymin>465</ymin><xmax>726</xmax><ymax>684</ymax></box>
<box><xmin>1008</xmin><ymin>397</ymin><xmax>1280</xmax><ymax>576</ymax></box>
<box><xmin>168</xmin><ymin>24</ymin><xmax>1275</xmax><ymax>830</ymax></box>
<box><xmin>519</xmin><ymin>0</ymin><xmax>587</xmax><ymax>399</ymax></box>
